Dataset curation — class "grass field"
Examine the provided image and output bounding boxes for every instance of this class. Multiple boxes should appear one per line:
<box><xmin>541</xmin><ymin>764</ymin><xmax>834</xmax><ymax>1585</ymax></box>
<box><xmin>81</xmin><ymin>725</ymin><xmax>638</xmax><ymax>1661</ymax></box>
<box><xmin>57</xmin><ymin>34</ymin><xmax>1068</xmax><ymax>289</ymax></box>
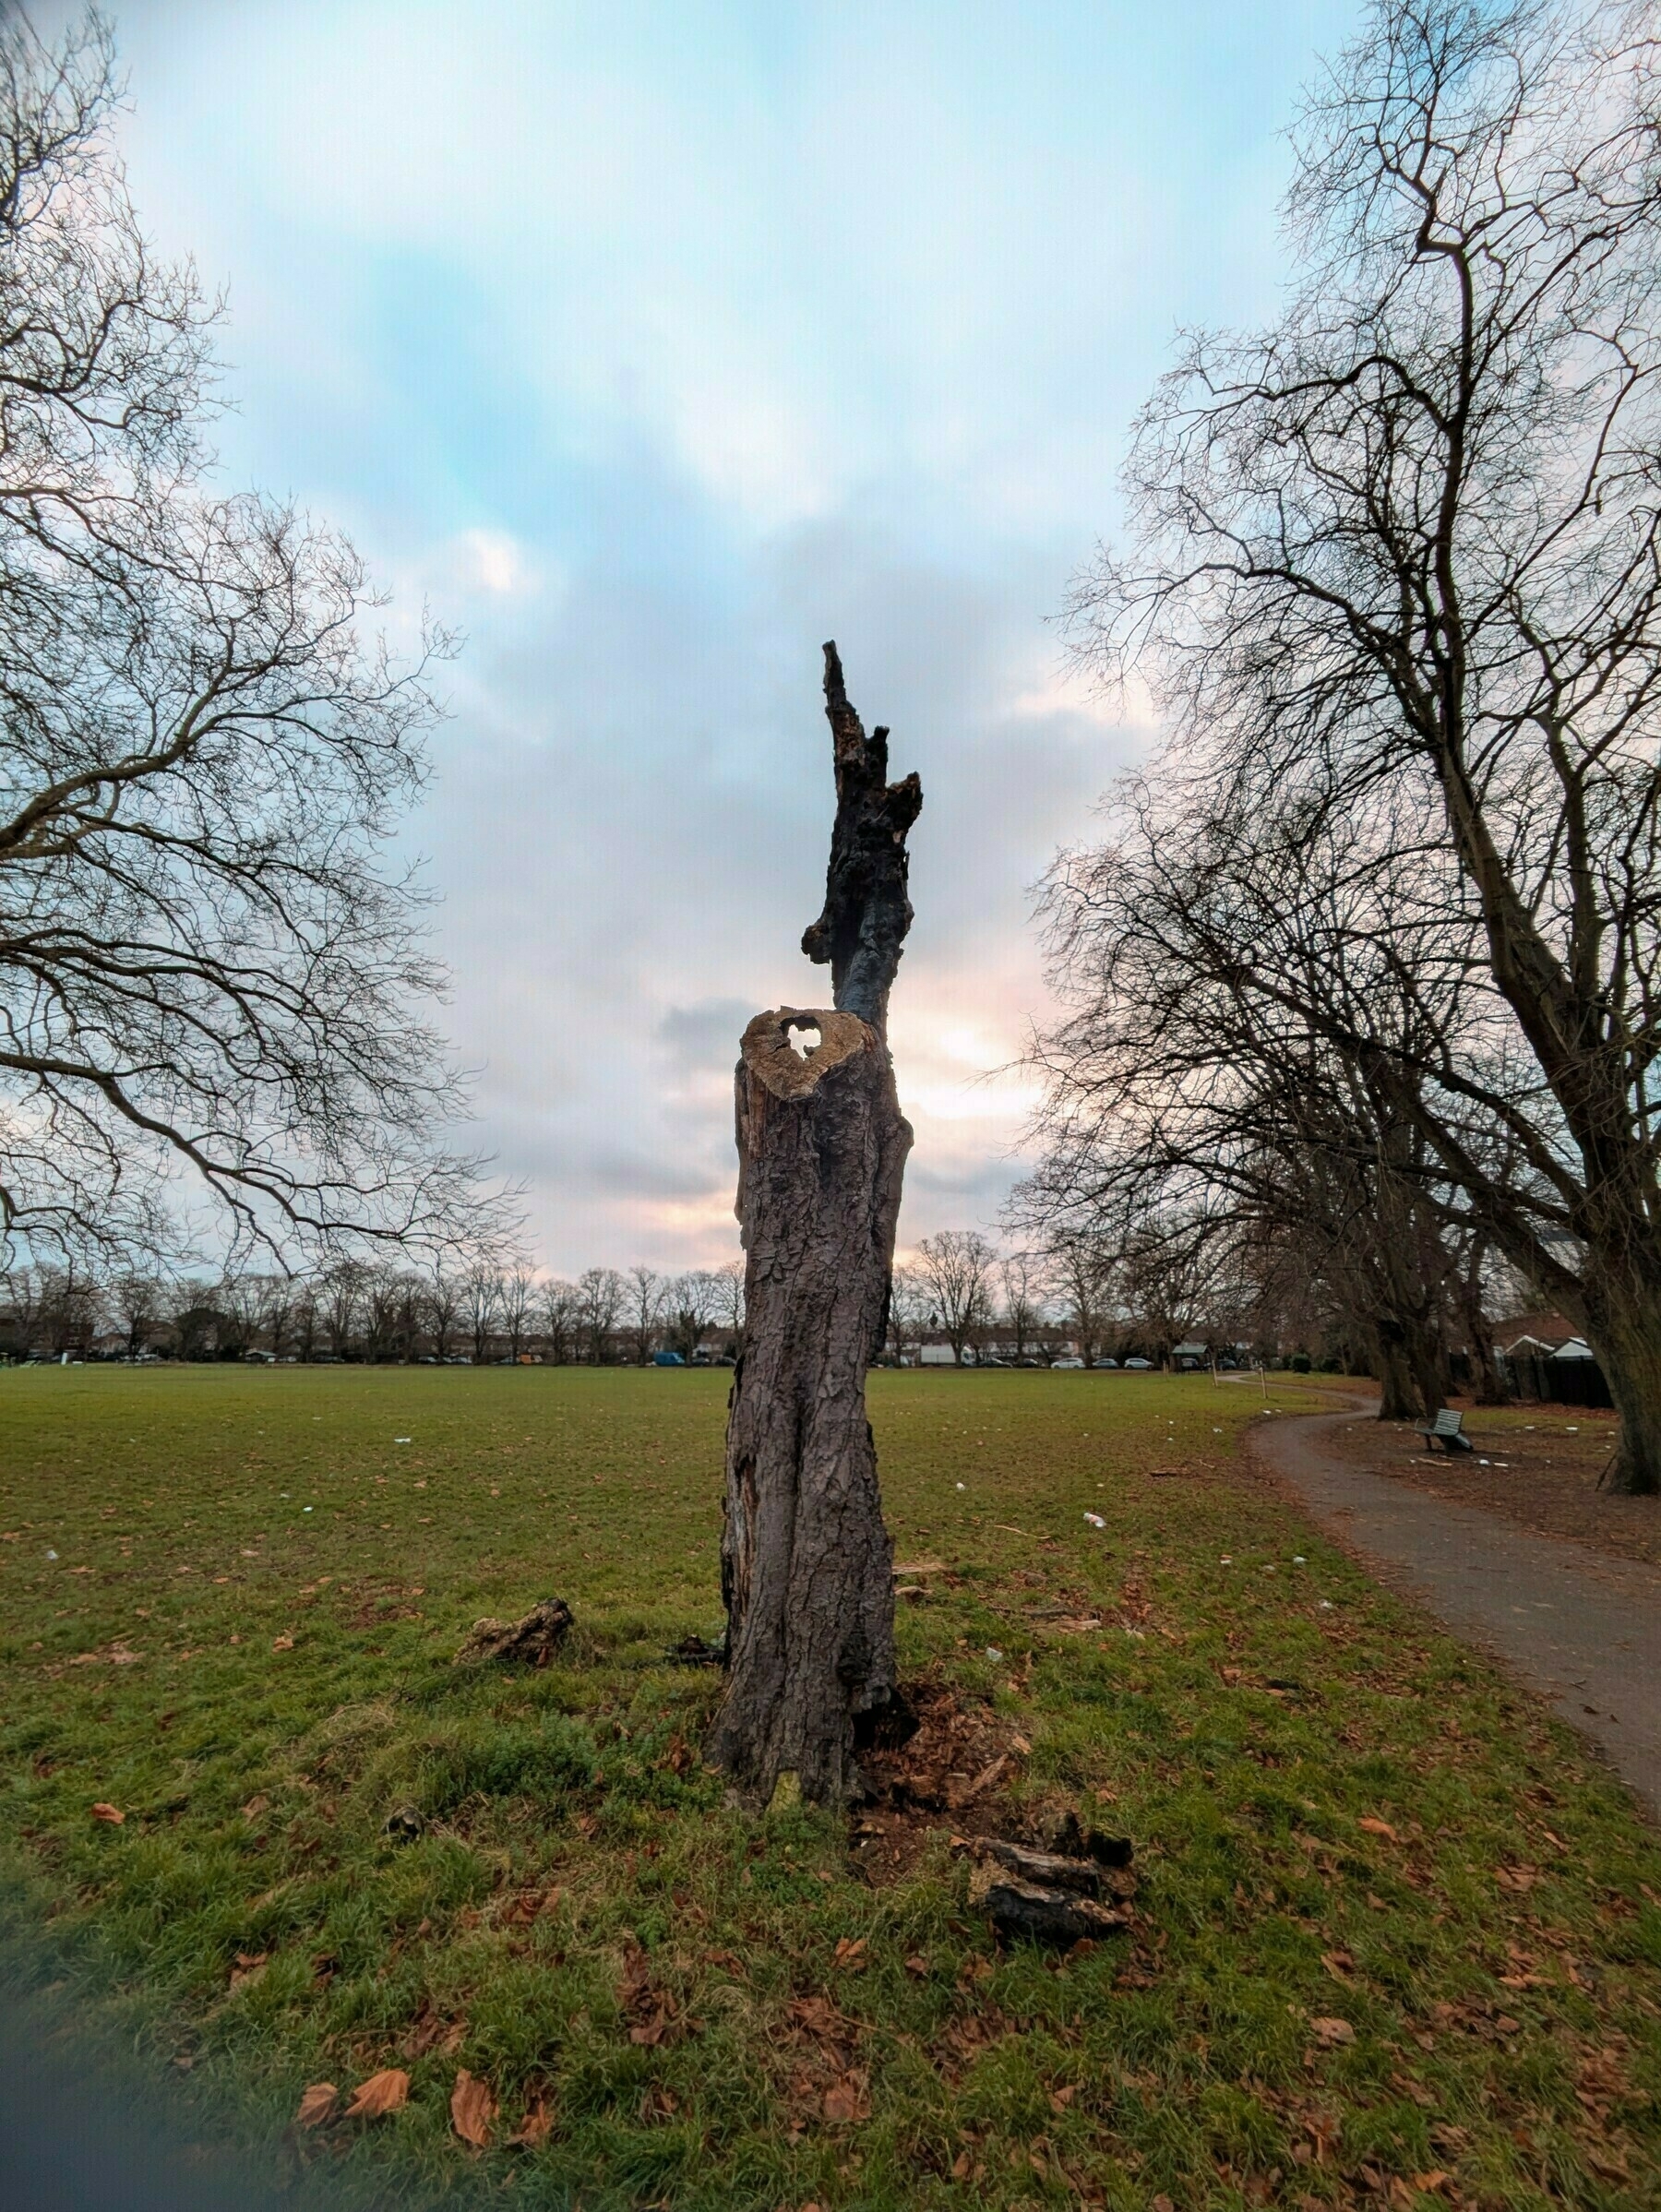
<box><xmin>2</xmin><ymin>1366</ymin><xmax>1658</xmax><ymax>2212</ymax></box>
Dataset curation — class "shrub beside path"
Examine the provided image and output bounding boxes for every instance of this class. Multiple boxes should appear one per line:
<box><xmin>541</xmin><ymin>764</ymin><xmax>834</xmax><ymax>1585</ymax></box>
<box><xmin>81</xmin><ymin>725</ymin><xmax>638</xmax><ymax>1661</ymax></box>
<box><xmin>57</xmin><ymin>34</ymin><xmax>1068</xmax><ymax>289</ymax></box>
<box><xmin>1249</xmin><ymin>1403</ymin><xmax>1661</xmax><ymax>1819</ymax></box>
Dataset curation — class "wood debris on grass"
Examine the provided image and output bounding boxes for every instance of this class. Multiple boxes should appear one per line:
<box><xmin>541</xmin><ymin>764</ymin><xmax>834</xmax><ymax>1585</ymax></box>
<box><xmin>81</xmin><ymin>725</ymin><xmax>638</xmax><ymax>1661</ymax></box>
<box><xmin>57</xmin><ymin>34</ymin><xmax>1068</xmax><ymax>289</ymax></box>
<box><xmin>962</xmin><ymin>1832</ymin><xmax>1135</xmax><ymax>1946</ymax></box>
<box><xmin>452</xmin><ymin>1596</ymin><xmax>574</xmax><ymax>1667</ymax></box>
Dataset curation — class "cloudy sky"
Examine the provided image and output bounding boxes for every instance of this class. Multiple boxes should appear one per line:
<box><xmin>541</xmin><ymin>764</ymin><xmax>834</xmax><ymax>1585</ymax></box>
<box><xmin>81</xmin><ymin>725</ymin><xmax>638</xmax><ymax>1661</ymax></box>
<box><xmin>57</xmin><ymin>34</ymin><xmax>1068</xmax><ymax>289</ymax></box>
<box><xmin>102</xmin><ymin>0</ymin><xmax>1358</xmax><ymax>1275</ymax></box>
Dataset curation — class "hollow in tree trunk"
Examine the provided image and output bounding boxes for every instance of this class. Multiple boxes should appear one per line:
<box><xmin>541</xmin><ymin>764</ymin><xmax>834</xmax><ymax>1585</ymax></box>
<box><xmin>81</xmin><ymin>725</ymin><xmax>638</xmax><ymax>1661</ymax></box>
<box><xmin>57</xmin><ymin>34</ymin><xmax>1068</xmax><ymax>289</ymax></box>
<box><xmin>705</xmin><ymin>644</ymin><xmax>922</xmax><ymax>1808</ymax></box>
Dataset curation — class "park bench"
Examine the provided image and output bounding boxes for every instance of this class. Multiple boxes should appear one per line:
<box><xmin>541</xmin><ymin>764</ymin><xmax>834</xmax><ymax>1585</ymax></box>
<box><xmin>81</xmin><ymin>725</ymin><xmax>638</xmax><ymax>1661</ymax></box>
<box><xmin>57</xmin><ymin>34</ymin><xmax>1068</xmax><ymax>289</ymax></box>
<box><xmin>1415</xmin><ymin>1406</ymin><xmax>1472</xmax><ymax>1453</ymax></box>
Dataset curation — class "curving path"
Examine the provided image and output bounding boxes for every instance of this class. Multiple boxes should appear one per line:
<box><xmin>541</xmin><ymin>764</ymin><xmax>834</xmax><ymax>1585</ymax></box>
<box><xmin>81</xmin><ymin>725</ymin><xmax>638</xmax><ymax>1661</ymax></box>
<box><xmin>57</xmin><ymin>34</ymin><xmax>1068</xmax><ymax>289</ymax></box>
<box><xmin>1248</xmin><ymin>1407</ymin><xmax>1661</xmax><ymax>1820</ymax></box>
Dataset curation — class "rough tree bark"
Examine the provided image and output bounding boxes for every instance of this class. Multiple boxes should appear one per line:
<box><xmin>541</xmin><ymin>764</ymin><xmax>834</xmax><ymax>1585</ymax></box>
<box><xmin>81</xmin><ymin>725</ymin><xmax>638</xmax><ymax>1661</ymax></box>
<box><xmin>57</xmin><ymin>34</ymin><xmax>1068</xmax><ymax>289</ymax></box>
<box><xmin>705</xmin><ymin>643</ymin><xmax>922</xmax><ymax>1809</ymax></box>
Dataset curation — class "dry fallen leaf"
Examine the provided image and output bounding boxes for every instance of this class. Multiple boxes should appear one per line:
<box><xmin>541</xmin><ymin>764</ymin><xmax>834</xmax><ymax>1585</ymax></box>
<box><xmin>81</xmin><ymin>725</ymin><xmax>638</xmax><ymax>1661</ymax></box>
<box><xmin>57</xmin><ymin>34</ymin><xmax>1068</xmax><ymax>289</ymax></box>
<box><xmin>240</xmin><ymin>1794</ymin><xmax>269</xmax><ymax>1821</ymax></box>
<box><xmin>1358</xmin><ymin>1816</ymin><xmax>1399</xmax><ymax>1841</ymax></box>
<box><xmin>789</xmin><ymin>1992</ymin><xmax>843</xmax><ymax>2038</ymax></box>
<box><xmin>293</xmin><ymin>2082</ymin><xmax>339</xmax><ymax>2128</ymax></box>
<box><xmin>833</xmin><ymin>1936</ymin><xmax>868</xmax><ymax>1973</ymax></box>
<box><xmin>450</xmin><ymin>2068</ymin><xmax>496</xmax><ymax>2148</ymax></box>
<box><xmin>903</xmin><ymin>1954</ymin><xmax>929</xmax><ymax>1978</ymax></box>
<box><xmin>1311</xmin><ymin>2016</ymin><xmax>1356</xmax><ymax>2047</ymax></box>
<box><xmin>344</xmin><ymin>2068</ymin><xmax>410</xmax><ymax>2121</ymax></box>
<box><xmin>89</xmin><ymin>1801</ymin><xmax>125</xmax><ymax>1824</ymax></box>
<box><xmin>822</xmin><ymin>2073</ymin><xmax>869</xmax><ymax>2123</ymax></box>
<box><xmin>508</xmin><ymin>2096</ymin><xmax>552</xmax><ymax>2148</ymax></box>
<box><xmin>1411</xmin><ymin>2173</ymin><xmax>1452</xmax><ymax>2196</ymax></box>
<box><xmin>271</xmin><ymin>1634</ymin><xmax>294</xmax><ymax>1652</ymax></box>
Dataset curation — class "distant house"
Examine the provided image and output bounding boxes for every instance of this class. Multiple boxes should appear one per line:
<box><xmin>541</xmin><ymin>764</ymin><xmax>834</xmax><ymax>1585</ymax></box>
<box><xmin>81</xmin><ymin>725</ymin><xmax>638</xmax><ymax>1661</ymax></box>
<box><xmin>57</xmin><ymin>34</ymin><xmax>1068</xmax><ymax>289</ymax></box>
<box><xmin>1493</xmin><ymin>1310</ymin><xmax>1579</xmax><ymax>1357</ymax></box>
<box><xmin>1171</xmin><ymin>1340</ymin><xmax>1209</xmax><ymax>1369</ymax></box>
<box><xmin>1494</xmin><ymin>1311</ymin><xmax>1611</xmax><ymax>1408</ymax></box>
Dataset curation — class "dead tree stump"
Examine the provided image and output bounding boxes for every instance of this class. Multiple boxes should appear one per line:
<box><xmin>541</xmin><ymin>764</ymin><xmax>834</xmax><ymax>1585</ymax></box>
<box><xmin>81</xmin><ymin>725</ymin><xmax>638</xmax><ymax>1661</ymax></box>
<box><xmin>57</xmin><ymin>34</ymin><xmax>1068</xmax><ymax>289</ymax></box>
<box><xmin>705</xmin><ymin>644</ymin><xmax>921</xmax><ymax>1809</ymax></box>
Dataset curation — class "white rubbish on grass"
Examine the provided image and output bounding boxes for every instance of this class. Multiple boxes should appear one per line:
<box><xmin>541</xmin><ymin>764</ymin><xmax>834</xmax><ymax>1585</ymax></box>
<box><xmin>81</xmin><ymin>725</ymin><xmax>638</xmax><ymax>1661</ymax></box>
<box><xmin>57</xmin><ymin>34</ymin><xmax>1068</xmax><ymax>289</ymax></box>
<box><xmin>1319</xmin><ymin>1599</ymin><xmax>1334</xmax><ymax>1609</ymax></box>
<box><xmin>986</xmin><ymin>1647</ymin><xmax>1003</xmax><ymax>1661</ymax></box>
<box><xmin>1293</xmin><ymin>1555</ymin><xmax>1307</xmax><ymax>1564</ymax></box>
<box><xmin>395</xmin><ymin>1437</ymin><xmax>412</xmax><ymax>1444</ymax></box>
<box><xmin>1083</xmin><ymin>1512</ymin><xmax>1106</xmax><ymax>1528</ymax></box>
<box><xmin>1220</xmin><ymin>1555</ymin><xmax>1233</xmax><ymax>1565</ymax></box>
<box><xmin>956</xmin><ymin>1481</ymin><xmax>966</xmax><ymax>1490</ymax></box>
<box><xmin>44</xmin><ymin>1548</ymin><xmax>57</xmax><ymax>1560</ymax></box>
<box><xmin>303</xmin><ymin>1506</ymin><xmax>314</xmax><ymax>1513</ymax></box>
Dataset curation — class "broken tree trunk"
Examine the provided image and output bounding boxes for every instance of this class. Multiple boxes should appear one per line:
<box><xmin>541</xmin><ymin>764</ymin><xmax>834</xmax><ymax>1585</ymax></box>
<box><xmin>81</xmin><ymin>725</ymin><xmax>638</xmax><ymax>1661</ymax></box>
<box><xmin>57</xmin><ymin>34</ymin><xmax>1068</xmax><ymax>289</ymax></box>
<box><xmin>705</xmin><ymin>644</ymin><xmax>922</xmax><ymax>1809</ymax></box>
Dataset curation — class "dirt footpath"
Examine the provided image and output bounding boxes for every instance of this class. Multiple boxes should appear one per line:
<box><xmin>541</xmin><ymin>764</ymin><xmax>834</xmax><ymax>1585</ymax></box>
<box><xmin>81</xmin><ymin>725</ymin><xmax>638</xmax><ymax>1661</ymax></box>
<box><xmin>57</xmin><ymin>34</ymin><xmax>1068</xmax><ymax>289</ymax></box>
<box><xmin>1248</xmin><ymin>1407</ymin><xmax>1661</xmax><ymax>1821</ymax></box>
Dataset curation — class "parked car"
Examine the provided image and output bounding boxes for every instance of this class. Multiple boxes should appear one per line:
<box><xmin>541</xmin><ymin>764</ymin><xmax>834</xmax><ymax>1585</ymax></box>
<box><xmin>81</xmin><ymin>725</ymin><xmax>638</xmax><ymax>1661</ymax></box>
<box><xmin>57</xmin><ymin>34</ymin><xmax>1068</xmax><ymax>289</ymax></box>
<box><xmin>1090</xmin><ymin>1357</ymin><xmax>1118</xmax><ymax>1369</ymax></box>
<box><xmin>1052</xmin><ymin>1356</ymin><xmax>1085</xmax><ymax>1369</ymax></box>
<box><xmin>1123</xmin><ymin>1357</ymin><xmax>1153</xmax><ymax>1369</ymax></box>
<box><xmin>652</xmin><ymin>1349</ymin><xmax>686</xmax><ymax>1367</ymax></box>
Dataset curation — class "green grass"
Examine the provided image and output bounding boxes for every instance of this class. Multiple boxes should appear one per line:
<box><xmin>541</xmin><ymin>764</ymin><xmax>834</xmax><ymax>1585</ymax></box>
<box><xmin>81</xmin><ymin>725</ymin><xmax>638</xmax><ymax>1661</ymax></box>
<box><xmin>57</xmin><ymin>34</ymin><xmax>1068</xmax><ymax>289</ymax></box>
<box><xmin>2</xmin><ymin>1366</ymin><xmax>1658</xmax><ymax>2211</ymax></box>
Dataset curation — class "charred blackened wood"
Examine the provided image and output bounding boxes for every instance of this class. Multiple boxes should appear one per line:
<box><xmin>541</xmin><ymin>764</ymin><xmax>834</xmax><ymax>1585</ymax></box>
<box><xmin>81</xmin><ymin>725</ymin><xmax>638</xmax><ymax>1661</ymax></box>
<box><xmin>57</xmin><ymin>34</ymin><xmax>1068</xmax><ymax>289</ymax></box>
<box><xmin>801</xmin><ymin>641</ymin><xmax>923</xmax><ymax>1036</ymax></box>
<box><xmin>967</xmin><ymin>1859</ymin><xmax>1130</xmax><ymax>1946</ymax></box>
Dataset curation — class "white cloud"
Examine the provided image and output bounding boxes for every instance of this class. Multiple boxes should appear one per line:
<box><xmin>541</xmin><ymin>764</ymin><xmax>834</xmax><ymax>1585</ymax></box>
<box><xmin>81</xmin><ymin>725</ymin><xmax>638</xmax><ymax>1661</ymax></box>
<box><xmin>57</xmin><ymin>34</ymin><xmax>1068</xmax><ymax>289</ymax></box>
<box><xmin>102</xmin><ymin>0</ymin><xmax>1359</xmax><ymax>1270</ymax></box>
<box><xmin>453</xmin><ymin>528</ymin><xmax>539</xmax><ymax>599</ymax></box>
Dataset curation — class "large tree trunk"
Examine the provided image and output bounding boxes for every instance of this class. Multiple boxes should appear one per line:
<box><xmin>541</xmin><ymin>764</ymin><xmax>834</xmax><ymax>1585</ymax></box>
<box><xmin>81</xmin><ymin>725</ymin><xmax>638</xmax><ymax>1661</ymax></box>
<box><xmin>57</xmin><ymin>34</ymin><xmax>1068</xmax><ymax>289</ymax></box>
<box><xmin>1580</xmin><ymin>1261</ymin><xmax>1661</xmax><ymax>1497</ymax></box>
<box><xmin>1371</xmin><ymin>1327</ymin><xmax>1420</xmax><ymax>1422</ymax></box>
<box><xmin>707</xmin><ymin>645</ymin><xmax>922</xmax><ymax>1808</ymax></box>
<box><xmin>703</xmin><ymin>1009</ymin><xmax>911</xmax><ymax>1804</ymax></box>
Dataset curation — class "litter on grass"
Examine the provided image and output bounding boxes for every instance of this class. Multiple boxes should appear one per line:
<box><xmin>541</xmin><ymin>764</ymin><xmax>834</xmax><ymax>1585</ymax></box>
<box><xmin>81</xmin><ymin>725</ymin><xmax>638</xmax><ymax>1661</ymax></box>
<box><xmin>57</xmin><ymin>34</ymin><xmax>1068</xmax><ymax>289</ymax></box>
<box><xmin>1083</xmin><ymin>1512</ymin><xmax>1106</xmax><ymax>1528</ymax></box>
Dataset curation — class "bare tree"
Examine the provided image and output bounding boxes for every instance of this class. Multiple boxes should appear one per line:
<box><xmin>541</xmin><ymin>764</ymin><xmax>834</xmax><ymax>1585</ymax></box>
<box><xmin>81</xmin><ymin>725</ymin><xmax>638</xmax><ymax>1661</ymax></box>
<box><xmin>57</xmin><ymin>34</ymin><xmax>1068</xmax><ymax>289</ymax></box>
<box><xmin>708</xmin><ymin>644</ymin><xmax>921</xmax><ymax>1808</ymax></box>
<box><xmin>1069</xmin><ymin>1</ymin><xmax>1661</xmax><ymax>1488</ymax></box>
<box><xmin>663</xmin><ymin>1270</ymin><xmax>719</xmax><ymax>1360</ymax></box>
<box><xmin>0</xmin><ymin>15</ymin><xmax>503</xmax><ymax>1275</ymax></box>
<box><xmin>625</xmin><ymin>1265</ymin><xmax>662</xmax><ymax>1365</ymax></box>
<box><xmin>215</xmin><ymin>1272</ymin><xmax>259</xmax><ymax>1359</ymax></box>
<box><xmin>108</xmin><ymin>1269</ymin><xmax>164</xmax><ymax>1360</ymax></box>
<box><xmin>997</xmin><ymin>1250</ymin><xmax>1045</xmax><ymax>1364</ymax></box>
<box><xmin>914</xmin><ymin>1230</ymin><xmax>996</xmax><ymax>1366</ymax></box>
<box><xmin>319</xmin><ymin>1260</ymin><xmax>366</xmax><ymax>1361</ymax></box>
<box><xmin>1024</xmin><ymin>783</ymin><xmax>1495</xmax><ymax>1416</ymax></box>
<box><xmin>464</xmin><ymin>1262</ymin><xmax>501</xmax><ymax>1365</ymax></box>
<box><xmin>501</xmin><ymin>1261</ymin><xmax>534</xmax><ymax>1361</ymax></box>
<box><xmin>292</xmin><ymin>1281</ymin><xmax>319</xmax><ymax>1363</ymax></box>
<box><xmin>711</xmin><ymin>1259</ymin><xmax>745</xmax><ymax>1354</ymax></box>
<box><xmin>575</xmin><ymin>1266</ymin><xmax>623</xmax><ymax>1366</ymax></box>
<box><xmin>250</xmin><ymin>1273</ymin><xmax>297</xmax><ymax>1362</ymax></box>
<box><xmin>361</xmin><ymin>1266</ymin><xmax>404</xmax><ymax>1362</ymax></box>
<box><xmin>424</xmin><ymin>1261</ymin><xmax>462</xmax><ymax>1362</ymax></box>
<box><xmin>885</xmin><ymin>1261</ymin><xmax>927</xmax><ymax>1364</ymax></box>
<box><xmin>540</xmin><ymin>1277</ymin><xmax>579</xmax><ymax>1365</ymax></box>
<box><xmin>0</xmin><ymin>1263</ymin><xmax>46</xmax><ymax>1357</ymax></box>
<box><xmin>1043</xmin><ymin>1228</ymin><xmax>1115</xmax><ymax>1368</ymax></box>
<box><xmin>35</xmin><ymin>1259</ymin><xmax>98</xmax><ymax>1355</ymax></box>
